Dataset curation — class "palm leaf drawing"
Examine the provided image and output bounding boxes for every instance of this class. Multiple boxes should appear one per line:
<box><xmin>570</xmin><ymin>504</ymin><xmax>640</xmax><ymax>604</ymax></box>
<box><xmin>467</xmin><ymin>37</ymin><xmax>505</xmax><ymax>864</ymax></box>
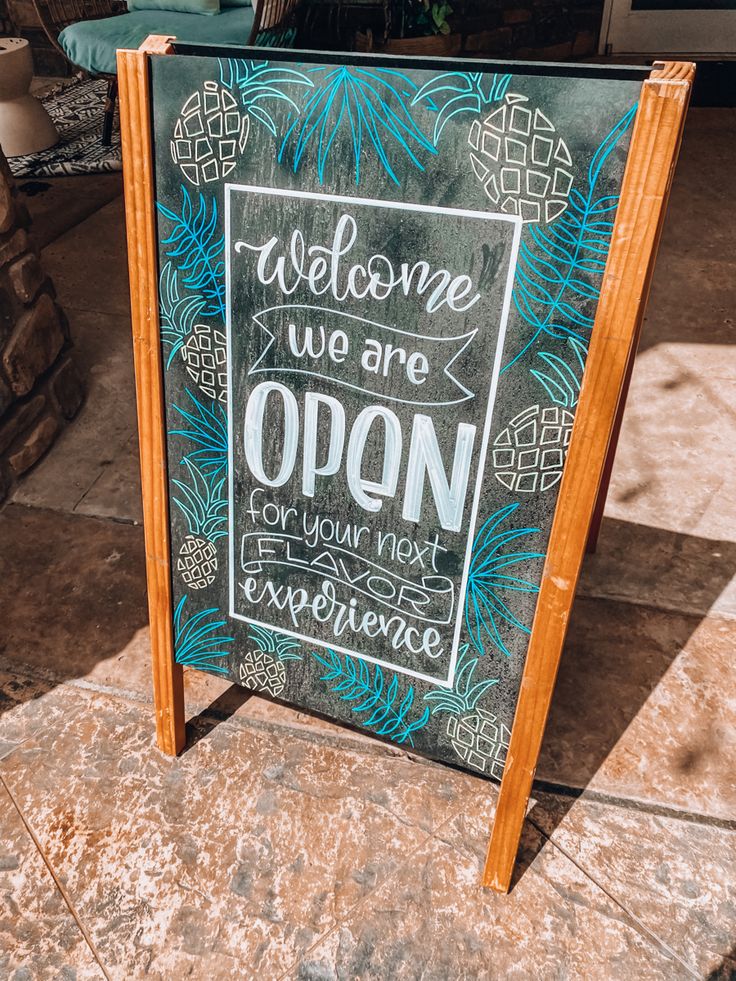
<box><xmin>159</xmin><ymin>261</ymin><xmax>206</xmax><ymax>368</ymax></box>
<box><xmin>174</xmin><ymin>595</ymin><xmax>233</xmax><ymax>674</ymax></box>
<box><xmin>279</xmin><ymin>66</ymin><xmax>437</xmax><ymax>185</ymax></box>
<box><xmin>249</xmin><ymin>624</ymin><xmax>302</xmax><ymax>661</ymax></box>
<box><xmin>412</xmin><ymin>70</ymin><xmax>512</xmax><ymax>145</ymax></box>
<box><xmin>531</xmin><ymin>336</ymin><xmax>587</xmax><ymax>408</ymax></box>
<box><xmin>311</xmin><ymin>649</ymin><xmax>430</xmax><ymax>745</ymax></box>
<box><xmin>172</xmin><ymin>458</ymin><xmax>227</xmax><ymax>541</ymax></box>
<box><xmin>424</xmin><ymin>644</ymin><xmax>498</xmax><ymax>714</ymax></box>
<box><xmin>157</xmin><ymin>186</ymin><xmax>225</xmax><ymax>319</ymax></box>
<box><xmin>504</xmin><ymin>105</ymin><xmax>637</xmax><ymax>374</ymax></box>
<box><xmin>219</xmin><ymin>58</ymin><xmax>313</xmax><ymax>137</ymax></box>
<box><xmin>465</xmin><ymin>503</ymin><xmax>544</xmax><ymax>657</ymax></box>
<box><xmin>170</xmin><ymin>388</ymin><xmax>228</xmax><ymax>478</ymax></box>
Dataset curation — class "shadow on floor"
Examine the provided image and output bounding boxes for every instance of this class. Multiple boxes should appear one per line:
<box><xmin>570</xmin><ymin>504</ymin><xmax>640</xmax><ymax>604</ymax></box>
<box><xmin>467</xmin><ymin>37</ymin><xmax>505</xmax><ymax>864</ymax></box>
<box><xmin>508</xmin><ymin>515</ymin><xmax>736</xmax><ymax>889</ymax></box>
<box><xmin>0</xmin><ymin>502</ymin><xmax>148</xmax><ymax>703</ymax></box>
<box><xmin>185</xmin><ymin>685</ymin><xmax>254</xmax><ymax>750</ymax></box>
<box><xmin>19</xmin><ymin>173</ymin><xmax>123</xmax><ymax>250</ymax></box>
<box><xmin>705</xmin><ymin>944</ymin><xmax>736</xmax><ymax>981</ymax></box>
<box><xmin>1</xmin><ymin>500</ymin><xmax>735</xmax><ymax>894</ymax></box>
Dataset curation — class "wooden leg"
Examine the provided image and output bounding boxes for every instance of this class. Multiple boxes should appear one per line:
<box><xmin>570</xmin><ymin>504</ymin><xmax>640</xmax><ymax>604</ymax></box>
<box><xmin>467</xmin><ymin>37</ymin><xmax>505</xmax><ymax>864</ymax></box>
<box><xmin>482</xmin><ymin>64</ymin><xmax>694</xmax><ymax>893</ymax></box>
<box><xmin>102</xmin><ymin>77</ymin><xmax>117</xmax><ymax>147</ymax></box>
<box><xmin>586</xmin><ymin>165</ymin><xmax>676</xmax><ymax>555</ymax></box>
<box><xmin>586</xmin><ymin>66</ymin><xmax>693</xmax><ymax>556</ymax></box>
<box><xmin>118</xmin><ymin>50</ymin><xmax>186</xmax><ymax>756</ymax></box>
<box><xmin>152</xmin><ymin>646</ymin><xmax>186</xmax><ymax>756</ymax></box>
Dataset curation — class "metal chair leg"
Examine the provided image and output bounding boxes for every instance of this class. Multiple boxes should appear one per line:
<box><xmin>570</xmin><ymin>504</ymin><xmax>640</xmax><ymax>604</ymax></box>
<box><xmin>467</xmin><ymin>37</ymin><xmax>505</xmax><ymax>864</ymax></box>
<box><xmin>101</xmin><ymin>76</ymin><xmax>117</xmax><ymax>146</ymax></box>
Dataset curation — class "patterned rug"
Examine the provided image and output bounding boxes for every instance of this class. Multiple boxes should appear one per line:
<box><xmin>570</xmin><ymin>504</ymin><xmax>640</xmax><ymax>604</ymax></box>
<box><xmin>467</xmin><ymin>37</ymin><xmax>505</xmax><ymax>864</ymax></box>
<box><xmin>8</xmin><ymin>77</ymin><xmax>121</xmax><ymax>179</ymax></box>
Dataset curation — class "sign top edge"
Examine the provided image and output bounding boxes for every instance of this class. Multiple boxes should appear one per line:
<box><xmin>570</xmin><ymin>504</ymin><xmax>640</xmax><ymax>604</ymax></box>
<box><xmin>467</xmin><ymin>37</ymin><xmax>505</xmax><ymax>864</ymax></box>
<box><xmin>167</xmin><ymin>42</ymin><xmax>653</xmax><ymax>82</ymax></box>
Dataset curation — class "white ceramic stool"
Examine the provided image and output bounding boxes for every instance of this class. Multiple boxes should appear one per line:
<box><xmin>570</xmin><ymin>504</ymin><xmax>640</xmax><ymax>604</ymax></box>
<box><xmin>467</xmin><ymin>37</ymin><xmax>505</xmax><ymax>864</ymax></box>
<box><xmin>0</xmin><ymin>38</ymin><xmax>58</xmax><ymax>157</ymax></box>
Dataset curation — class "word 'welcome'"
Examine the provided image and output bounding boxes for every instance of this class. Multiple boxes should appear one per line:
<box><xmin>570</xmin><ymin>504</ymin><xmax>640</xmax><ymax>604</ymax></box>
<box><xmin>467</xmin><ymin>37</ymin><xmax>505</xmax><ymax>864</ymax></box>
<box><xmin>234</xmin><ymin>214</ymin><xmax>481</xmax><ymax>314</ymax></box>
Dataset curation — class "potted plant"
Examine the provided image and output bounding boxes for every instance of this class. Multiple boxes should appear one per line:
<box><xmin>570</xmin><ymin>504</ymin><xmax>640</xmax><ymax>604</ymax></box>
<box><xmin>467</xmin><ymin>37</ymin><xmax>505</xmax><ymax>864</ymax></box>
<box><xmin>372</xmin><ymin>0</ymin><xmax>463</xmax><ymax>55</ymax></box>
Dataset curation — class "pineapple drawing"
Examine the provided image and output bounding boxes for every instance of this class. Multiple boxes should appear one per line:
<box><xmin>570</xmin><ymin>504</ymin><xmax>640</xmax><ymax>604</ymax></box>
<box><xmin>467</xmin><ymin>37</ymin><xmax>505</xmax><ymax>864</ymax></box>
<box><xmin>170</xmin><ymin>62</ymin><xmax>312</xmax><ymax>187</ymax></box>
<box><xmin>425</xmin><ymin>646</ymin><xmax>509</xmax><ymax>778</ymax></box>
<box><xmin>447</xmin><ymin>710</ymin><xmax>511</xmax><ymax>778</ymax></box>
<box><xmin>493</xmin><ymin>404</ymin><xmax>574</xmax><ymax>494</ymax></box>
<box><xmin>468</xmin><ymin>92</ymin><xmax>573</xmax><ymax>224</ymax></box>
<box><xmin>172</xmin><ymin>458</ymin><xmax>227</xmax><ymax>589</ymax></box>
<box><xmin>170</xmin><ymin>81</ymin><xmax>249</xmax><ymax>186</ymax></box>
<box><xmin>159</xmin><ymin>262</ymin><xmax>227</xmax><ymax>404</ymax></box>
<box><xmin>237</xmin><ymin>625</ymin><xmax>302</xmax><ymax>698</ymax></box>
<box><xmin>182</xmin><ymin>323</ymin><xmax>227</xmax><ymax>404</ymax></box>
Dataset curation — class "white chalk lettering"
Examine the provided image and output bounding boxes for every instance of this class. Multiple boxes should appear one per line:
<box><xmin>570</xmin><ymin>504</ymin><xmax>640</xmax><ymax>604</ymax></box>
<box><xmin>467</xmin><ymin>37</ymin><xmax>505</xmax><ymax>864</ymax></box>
<box><xmin>234</xmin><ymin>213</ymin><xmax>480</xmax><ymax>314</ymax></box>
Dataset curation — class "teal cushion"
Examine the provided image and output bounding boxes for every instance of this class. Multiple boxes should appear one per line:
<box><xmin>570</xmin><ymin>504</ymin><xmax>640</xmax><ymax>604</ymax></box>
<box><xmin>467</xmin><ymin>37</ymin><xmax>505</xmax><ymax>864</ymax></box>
<box><xmin>59</xmin><ymin>8</ymin><xmax>254</xmax><ymax>75</ymax></box>
<box><xmin>128</xmin><ymin>0</ymin><xmax>219</xmax><ymax>13</ymax></box>
<box><xmin>221</xmin><ymin>0</ymin><xmax>250</xmax><ymax>6</ymax></box>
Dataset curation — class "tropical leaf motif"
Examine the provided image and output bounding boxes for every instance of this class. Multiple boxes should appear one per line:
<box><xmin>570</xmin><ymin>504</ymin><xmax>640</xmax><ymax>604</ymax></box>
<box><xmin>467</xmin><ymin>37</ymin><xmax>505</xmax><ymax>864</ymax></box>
<box><xmin>424</xmin><ymin>644</ymin><xmax>498</xmax><ymax>714</ymax></box>
<box><xmin>465</xmin><ymin>503</ymin><xmax>544</xmax><ymax>657</ymax></box>
<box><xmin>159</xmin><ymin>262</ymin><xmax>206</xmax><ymax>369</ymax></box>
<box><xmin>249</xmin><ymin>623</ymin><xmax>302</xmax><ymax>662</ymax></box>
<box><xmin>219</xmin><ymin>58</ymin><xmax>313</xmax><ymax>137</ymax></box>
<box><xmin>504</xmin><ymin>105</ymin><xmax>637</xmax><ymax>373</ymax></box>
<box><xmin>279</xmin><ymin>66</ymin><xmax>437</xmax><ymax>185</ymax></box>
<box><xmin>157</xmin><ymin>186</ymin><xmax>225</xmax><ymax>319</ymax></box>
<box><xmin>170</xmin><ymin>388</ymin><xmax>228</xmax><ymax>478</ymax></box>
<box><xmin>531</xmin><ymin>336</ymin><xmax>587</xmax><ymax>408</ymax></box>
<box><xmin>172</xmin><ymin>458</ymin><xmax>227</xmax><ymax>541</ymax></box>
<box><xmin>412</xmin><ymin>70</ymin><xmax>512</xmax><ymax>145</ymax></box>
<box><xmin>311</xmin><ymin>650</ymin><xmax>430</xmax><ymax>745</ymax></box>
<box><xmin>174</xmin><ymin>595</ymin><xmax>233</xmax><ymax>674</ymax></box>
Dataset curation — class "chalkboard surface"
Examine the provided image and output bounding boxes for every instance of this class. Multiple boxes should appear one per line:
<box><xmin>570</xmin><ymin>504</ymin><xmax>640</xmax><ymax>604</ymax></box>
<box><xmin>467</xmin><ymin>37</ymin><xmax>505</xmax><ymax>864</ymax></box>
<box><xmin>150</xmin><ymin>50</ymin><xmax>645</xmax><ymax>778</ymax></box>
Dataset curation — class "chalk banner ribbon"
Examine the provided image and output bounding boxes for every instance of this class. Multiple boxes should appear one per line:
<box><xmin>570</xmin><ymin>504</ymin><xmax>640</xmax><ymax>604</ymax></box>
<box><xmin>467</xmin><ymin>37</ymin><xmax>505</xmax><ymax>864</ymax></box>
<box><xmin>248</xmin><ymin>305</ymin><xmax>477</xmax><ymax>407</ymax></box>
<box><xmin>240</xmin><ymin>533</ymin><xmax>455</xmax><ymax>625</ymax></box>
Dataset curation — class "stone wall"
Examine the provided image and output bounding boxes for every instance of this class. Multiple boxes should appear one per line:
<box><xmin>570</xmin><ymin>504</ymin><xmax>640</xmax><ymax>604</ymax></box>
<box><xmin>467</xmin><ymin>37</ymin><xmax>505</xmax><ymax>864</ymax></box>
<box><xmin>0</xmin><ymin>149</ymin><xmax>84</xmax><ymax>503</ymax></box>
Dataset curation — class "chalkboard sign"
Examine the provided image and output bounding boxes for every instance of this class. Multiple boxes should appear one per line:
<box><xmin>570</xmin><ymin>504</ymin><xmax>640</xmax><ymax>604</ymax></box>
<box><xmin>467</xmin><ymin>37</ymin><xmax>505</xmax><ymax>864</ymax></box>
<box><xmin>118</xmin><ymin>42</ymin><xmax>693</xmax><ymax>890</ymax></box>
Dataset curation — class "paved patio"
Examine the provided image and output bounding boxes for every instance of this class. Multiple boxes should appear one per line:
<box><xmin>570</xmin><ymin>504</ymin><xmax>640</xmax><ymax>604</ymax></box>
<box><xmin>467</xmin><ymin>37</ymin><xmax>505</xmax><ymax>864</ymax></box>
<box><xmin>0</xmin><ymin>107</ymin><xmax>734</xmax><ymax>980</ymax></box>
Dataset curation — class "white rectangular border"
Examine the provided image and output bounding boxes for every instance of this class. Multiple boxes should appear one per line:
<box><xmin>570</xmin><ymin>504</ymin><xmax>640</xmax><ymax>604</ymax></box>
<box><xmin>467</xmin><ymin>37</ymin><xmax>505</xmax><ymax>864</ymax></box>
<box><xmin>225</xmin><ymin>184</ymin><xmax>522</xmax><ymax>689</ymax></box>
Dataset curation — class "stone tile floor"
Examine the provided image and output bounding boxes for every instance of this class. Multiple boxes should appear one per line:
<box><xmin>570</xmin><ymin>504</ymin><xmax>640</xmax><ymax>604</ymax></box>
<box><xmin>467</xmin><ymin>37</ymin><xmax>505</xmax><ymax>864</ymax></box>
<box><xmin>0</xmin><ymin>107</ymin><xmax>734</xmax><ymax>980</ymax></box>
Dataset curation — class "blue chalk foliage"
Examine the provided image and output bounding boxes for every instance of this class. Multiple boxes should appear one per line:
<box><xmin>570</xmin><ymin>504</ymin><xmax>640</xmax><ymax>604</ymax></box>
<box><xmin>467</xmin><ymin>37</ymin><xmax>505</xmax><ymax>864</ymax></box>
<box><xmin>249</xmin><ymin>623</ymin><xmax>302</xmax><ymax>662</ymax></box>
<box><xmin>505</xmin><ymin>105</ymin><xmax>637</xmax><ymax>374</ymax></box>
<box><xmin>531</xmin><ymin>336</ymin><xmax>587</xmax><ymax>408</ymax></box>
<box><xmin>424</xmin><ymin>645</ymin><xmax>498</xmax><ymax>715</ymax></box>
<box><xmin>174</xmin><ymin>595</ymin><xmax>233</xmax><ymax>674</ymax></box>
<box><xmin>412</xmin><ymin>70</ymin><xmax>512</xmax><ymax>145</ymax></box>
<box><xmin>219</xmin><ymin>58</ymin><xmax>313</xmax><ymax>137</ymax></box>
<box><xmin>312</xmin><ymin>649</ymin><xmax>429</xmax><ymax>745</ymax></box>
<box><xmin>465</xmin><ymin>504</ymin><xmax>544</xmax><ymax>657</ymax></box>
<box><xmin>157</xmin><ymin>186</ymin><xmax>225</xmax><ymax>319</ymax></box>
<box><xmin>158</xmin><ymin>261</ymin><xmax>205</xmax><ymax>369</ymax></box>
<box><xmin>170</xmin><ymin>389</ymin><xmax>228</xmax><ymax>479</ymax></box>
<box><xmin>172</xmin><ymin>458</ymin><xmax>227</xmax><ymax>542</ymax></box>
<box><xmin>279</xmin><ymin>65</ymin><xmax>437</xmax><ymax>185</ymax></box>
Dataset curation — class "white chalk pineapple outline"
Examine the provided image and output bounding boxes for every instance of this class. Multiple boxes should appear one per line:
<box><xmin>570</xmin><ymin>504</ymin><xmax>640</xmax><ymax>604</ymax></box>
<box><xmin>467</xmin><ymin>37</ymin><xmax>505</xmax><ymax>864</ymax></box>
<box><xmin>238</xmin><ymin>624</ymin><xmax>302</xmax><ymax>698</ymax></box>
<box><xmin>172</xmin><ymin>457</ymin><xmax>227</xmax><ymax>590</ymax></box>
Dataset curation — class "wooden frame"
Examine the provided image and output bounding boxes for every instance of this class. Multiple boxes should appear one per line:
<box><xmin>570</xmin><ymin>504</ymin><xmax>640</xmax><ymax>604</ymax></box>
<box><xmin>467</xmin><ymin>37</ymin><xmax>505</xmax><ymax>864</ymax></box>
<box><xmin>483</xmin><ymin>59</ymin><xmax>694</xmax><ymax>890</ymax></box>
<box><xmin>119</xmin><ymin>44</ymin><xmax>185</xmax><ymax>755</ymax></box>
<box><xmin>118</xmin><ymin>40</ymin><xmax>693</xmax><ymax>891</ymax></box>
